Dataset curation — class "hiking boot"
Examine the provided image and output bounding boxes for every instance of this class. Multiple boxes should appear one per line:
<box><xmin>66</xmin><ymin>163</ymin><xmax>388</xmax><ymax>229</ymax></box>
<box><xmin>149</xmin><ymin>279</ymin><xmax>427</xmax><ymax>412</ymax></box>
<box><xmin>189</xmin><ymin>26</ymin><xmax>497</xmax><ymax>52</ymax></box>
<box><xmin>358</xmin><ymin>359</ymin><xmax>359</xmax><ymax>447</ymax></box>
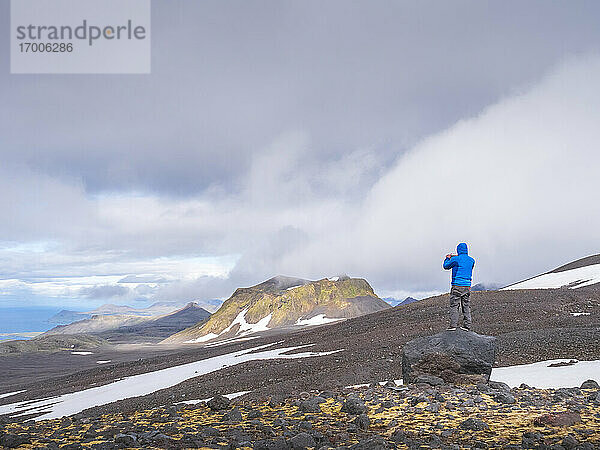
<box><xmin>446</xmin><ymin>327</ymin><xmax>457</xmax><ymax>331</ymax></box>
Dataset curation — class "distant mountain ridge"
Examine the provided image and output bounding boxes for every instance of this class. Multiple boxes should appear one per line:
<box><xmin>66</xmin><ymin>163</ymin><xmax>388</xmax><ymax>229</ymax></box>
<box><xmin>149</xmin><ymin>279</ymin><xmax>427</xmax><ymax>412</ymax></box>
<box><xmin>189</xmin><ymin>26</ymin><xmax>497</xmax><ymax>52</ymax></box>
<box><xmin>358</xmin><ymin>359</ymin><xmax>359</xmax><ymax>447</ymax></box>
<box><xmin>471</xmin><ymin>283</ymin><xmax>502</xmax><ymax>292</ymax></box>
<box><xmin>383</xmin><ymin>296</ymin><xmax>418</xmax><ymax>307</ymax></box>
<box><xmin>46</xmin><ymin>301</ymin><xmax>208</xmax><ymax>325</ymax></box>
<box><xmin>96</xmin><ymin>303</ymin><xmax>211</xmax><ymax>343</ymax></box>
<box><xmin>164</xmin><ymin>275</ymin><xmax>390</xmax><ymax>344</ymax></box>
<box><xmin>43</xmin><ymin>302</ymin><xmax>211</xmax><ymax>342</ymax></box>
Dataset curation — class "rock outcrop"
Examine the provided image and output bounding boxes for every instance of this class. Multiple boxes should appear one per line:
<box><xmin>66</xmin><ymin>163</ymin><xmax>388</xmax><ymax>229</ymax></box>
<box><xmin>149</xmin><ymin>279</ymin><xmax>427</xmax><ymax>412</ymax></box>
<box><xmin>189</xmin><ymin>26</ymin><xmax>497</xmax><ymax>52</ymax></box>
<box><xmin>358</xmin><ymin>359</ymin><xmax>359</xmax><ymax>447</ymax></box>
<box><xmin>402</xmin><ymin>329</ymin><xmax>497</xmax><ymax>384</ymax></box>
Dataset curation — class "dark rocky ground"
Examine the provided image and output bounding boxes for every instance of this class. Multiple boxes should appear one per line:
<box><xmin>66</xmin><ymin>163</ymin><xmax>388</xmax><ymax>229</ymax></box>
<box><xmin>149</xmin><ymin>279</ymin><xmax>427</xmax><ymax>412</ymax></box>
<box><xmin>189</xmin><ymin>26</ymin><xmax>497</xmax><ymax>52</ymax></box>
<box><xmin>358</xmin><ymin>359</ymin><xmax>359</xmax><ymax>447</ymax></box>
<box><xmin>0</xmin><ymin>287</ymin><xmax>599</xmax><ymax>448</ymax></box>
<box><xmin>1</xmin><ymin>288</ymin><xmax>599</xmax><ymax>415</ymax></box>
<box><xmin>2</xmin><ymin>380</ymin><xmax>600</xmax><ymax>449</ymax></box>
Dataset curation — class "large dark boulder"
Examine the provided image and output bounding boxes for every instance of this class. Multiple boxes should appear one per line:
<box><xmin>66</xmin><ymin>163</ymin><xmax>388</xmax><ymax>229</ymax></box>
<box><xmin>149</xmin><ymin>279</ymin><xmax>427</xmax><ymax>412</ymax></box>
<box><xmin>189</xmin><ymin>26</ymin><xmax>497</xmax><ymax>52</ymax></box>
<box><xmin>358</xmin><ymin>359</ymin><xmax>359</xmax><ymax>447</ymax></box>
<box><xmin>402</xmin><ymin>330</ymin><xmax>497</xmax><ymax>384</ymax></box>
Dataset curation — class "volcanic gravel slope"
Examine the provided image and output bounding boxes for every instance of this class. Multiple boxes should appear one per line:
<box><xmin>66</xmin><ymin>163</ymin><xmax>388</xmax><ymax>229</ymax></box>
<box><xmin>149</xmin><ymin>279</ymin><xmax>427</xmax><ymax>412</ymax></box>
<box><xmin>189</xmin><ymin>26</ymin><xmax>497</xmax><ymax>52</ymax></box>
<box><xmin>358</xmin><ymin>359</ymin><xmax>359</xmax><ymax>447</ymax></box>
<box><xmin>1</xmin><ymin>286</ymin><xmax>599</xmax><ymax>424</ymax></box>
<box><xmin>552</xmin><ymin>254</ymin><xmax>600</xmax><ymax>273</ymax></box>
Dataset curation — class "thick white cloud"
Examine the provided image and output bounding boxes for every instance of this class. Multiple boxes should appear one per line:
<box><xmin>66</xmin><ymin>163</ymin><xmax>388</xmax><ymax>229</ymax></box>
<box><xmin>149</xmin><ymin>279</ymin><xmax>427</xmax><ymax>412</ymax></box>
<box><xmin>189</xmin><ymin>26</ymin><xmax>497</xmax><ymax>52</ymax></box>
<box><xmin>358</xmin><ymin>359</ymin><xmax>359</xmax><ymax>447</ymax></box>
<box><xmin>277</xmin><ymin>56</ymin><xmax>600</xmax><ymax>291</ymax></box>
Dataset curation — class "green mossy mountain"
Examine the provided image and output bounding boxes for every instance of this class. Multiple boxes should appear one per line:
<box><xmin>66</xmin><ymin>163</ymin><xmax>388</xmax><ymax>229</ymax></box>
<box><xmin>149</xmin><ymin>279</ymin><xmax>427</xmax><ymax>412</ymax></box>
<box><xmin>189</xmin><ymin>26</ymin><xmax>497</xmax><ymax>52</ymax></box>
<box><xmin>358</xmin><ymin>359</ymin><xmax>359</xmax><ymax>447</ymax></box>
<box><xmin>164</xmin><ymin>275</ymin><xmax>389</xmax><ymax>343</ymax></box>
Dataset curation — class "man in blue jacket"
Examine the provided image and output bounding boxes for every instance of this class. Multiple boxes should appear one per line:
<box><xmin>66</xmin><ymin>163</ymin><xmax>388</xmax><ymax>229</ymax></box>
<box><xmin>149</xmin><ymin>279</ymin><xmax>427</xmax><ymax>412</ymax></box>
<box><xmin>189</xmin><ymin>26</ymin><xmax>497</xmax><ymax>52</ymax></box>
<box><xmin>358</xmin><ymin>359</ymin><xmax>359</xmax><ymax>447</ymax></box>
<box><xmin>443</xmin><ymin>243</ymin><xmax>475</xmax><ymax>331</ymax></box>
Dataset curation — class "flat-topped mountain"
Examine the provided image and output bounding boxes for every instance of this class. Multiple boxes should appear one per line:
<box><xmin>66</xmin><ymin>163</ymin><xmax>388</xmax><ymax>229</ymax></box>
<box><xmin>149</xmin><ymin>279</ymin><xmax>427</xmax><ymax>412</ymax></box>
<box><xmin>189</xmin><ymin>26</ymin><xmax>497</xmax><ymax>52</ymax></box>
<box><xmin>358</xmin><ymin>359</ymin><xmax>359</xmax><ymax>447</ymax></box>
<box><xmin>163</xmin><ymin>275</ymin><xmax>390</xmax><ymax>344</ymax></box>
<box><xmin>47</xmin><ymin>301</ymin><xmax>193</xmax><ymax>325</ymax></box>
<box><xmin>504</xmin><ymin>253</ymin><xmax>600</xmax><ymax>290</ymax></box>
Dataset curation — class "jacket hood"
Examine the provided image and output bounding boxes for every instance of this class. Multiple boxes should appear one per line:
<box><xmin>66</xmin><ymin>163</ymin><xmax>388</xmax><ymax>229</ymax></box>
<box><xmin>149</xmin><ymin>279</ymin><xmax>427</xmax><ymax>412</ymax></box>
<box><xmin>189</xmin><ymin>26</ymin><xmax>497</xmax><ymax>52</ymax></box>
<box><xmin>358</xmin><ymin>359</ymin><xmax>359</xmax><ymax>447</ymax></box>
<box><xmin>457</xmin><ymin>243</ymin><xmax>468</xmax><ymax>255</ymax></box>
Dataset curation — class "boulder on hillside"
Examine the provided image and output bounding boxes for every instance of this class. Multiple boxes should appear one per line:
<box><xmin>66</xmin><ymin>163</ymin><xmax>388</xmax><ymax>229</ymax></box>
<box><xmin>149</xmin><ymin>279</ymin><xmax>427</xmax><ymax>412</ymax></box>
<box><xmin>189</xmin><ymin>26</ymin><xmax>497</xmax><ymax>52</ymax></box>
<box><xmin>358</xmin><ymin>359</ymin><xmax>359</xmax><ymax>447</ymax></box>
<box><xmin>402</xmin><ymin>330</ymin><xmax>497</xmax><ymax>385</ymax></box>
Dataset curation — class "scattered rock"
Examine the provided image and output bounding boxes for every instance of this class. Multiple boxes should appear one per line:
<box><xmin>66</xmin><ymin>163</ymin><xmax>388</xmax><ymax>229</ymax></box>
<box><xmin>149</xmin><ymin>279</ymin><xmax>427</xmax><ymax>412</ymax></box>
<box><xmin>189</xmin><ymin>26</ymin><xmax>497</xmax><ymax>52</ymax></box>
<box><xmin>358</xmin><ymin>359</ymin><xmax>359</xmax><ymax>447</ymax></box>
<box><xmin>409</xmin><ymin>395</ymin><xmax>428</xmax><ymax>406</ymax></box>
<box><xmin>207</xmin><ymin>394</ymin><xmax>230</xmax><ymax>410</ymax></box>
<box><xmin>0</xmin><ymin>433</ymin><xmax>31</xmax><ymax>448</ymax></box>
<box><xmin>561</xmin><ymin>434</ymin><xmax>579</xmax><ymax>449</ymax></box>
<box><xmin>460</xmin><ymin>418</ymin><xmax>490</xmax><ymax>431</ymax></box>
<box><xmin>350</xmin><ymin>436</ymin><xmax>389</xmax><ymax>449</ymax></box>
<box><xmin>298</xmin><ymin>420</ymin><xmax>312</xmax><ymax>430</ymax></box>
<box><xmin>269</xmin><ymin>394</ymin><xmax>286</xmax><ymax>407</ymax></box>
<box><xmin>200</xmin><ymin>426</ymin><xmax>220</xmax><ymax>437</ymax></box>
<box><xmin>299</xmin><ymin>397</ymin><xmax>325</xmax><ymax>413</ymax></box>
<box><xmin>222</xmin><ymin>407</ymin><xmax>243</xmax><ymax>423</ymax></box>
<box><xmin>488</xmin><ymin>381</ymin><xmax>511</xmax><ymax>392</ymax></box>
<box><xmin>390</xmin><ymin>429</ymin><xmax>407</xmax><ymax>443</ymax></box>
<box><xmin>581</xmin><ymin>379</ymin><xmax>599</xmax><ymax>389</ymax></box>
<box><xmin>533</xmin><ymin>411</ymin><xmax>581</xmax><ymax>427</ymax></box>
<box><xmin>492</xmin><ymin>391</ymin><xmax>516</xmax><ymax>404</ymax></box>
<box><xmin>114</xmin><ymin>433</ymin><xmax>137</xmax><ymax>447</ymax></box>
<box><xmin>522</xmin><ymin>431</ymin><xmax>544</xmax><ymax>448</ymax></box>
<box><xmin>149</xmin><ymin>433</ymin><xmax>176</xmax><ymax>447</ymax></box>
<box><xmin>289</xmin><ymin>432</ymin><xmax>316</xmax><ymax>449</ymax></box>
<box><xmin>425</xmin><ymin>402</ymin><xmax>440</xmax><ymax>413</ymax></box>
<box><xmin>341</xmin><ymin>396</ymin><xmax>367</xmax><ymax>415</ymax></box>
<box><xmin>247</xmin><ymin>408</ymin><xmax>263</xmax><ymax>419</ymax></box>
<box><xmin>254</xmin><ymin>437</ymin><xmax>290</xmax><ymax>450</ymax></box>
<box><xmin>352</xmin><ymin>414</ymin><xmax>370</xmax><ymax>430</ymax></box>
<box><xmin>476</xmin><ymin>383</ymin><xmax>492</xmax><ymax>393</ymax></box>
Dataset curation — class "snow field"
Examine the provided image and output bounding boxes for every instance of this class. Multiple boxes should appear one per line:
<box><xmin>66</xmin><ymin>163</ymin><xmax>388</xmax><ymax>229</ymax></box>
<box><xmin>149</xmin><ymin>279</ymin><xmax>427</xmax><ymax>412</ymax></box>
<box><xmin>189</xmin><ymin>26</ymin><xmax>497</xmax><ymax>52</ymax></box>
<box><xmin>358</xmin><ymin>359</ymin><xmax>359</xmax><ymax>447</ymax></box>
<box><xmin>188</xmin><ymin>308</ymin><xmax>271</xmax><ymax>344</ymax></box>
<box><xmin>490</xmin><ymin>359</ymin><xmax>600</xmax><ymax>388</ymax></box>
<box><xmin>504</xmin><ymin>264</ymin><xmax>600</xmax><ymax>290</ymax></box>
<box><xmin>0</xmin><ymin>343</ymin><xmax>341</xmax><ymax>420</ymax></box>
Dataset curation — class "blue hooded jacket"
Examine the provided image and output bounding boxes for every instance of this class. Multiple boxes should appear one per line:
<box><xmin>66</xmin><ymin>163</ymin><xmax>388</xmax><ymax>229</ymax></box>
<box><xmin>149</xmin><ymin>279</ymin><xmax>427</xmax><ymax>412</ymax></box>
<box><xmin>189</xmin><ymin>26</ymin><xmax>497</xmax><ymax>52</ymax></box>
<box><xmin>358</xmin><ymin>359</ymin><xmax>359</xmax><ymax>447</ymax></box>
<box><xmin>443</xmin><ymin>243</ymin><xmax>475</xmax><ymax>286</ymax></box>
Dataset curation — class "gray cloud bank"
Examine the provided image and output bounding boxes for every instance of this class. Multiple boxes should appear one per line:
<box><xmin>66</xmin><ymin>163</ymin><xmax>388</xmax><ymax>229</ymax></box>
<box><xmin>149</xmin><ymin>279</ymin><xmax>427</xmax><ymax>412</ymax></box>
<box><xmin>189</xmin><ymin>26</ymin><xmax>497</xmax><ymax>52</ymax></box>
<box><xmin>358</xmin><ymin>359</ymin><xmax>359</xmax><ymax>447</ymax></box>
<box><xmin>0</xmin><ymin>1</ymin><xmax>599</xmax><ymax>305</ymax></box>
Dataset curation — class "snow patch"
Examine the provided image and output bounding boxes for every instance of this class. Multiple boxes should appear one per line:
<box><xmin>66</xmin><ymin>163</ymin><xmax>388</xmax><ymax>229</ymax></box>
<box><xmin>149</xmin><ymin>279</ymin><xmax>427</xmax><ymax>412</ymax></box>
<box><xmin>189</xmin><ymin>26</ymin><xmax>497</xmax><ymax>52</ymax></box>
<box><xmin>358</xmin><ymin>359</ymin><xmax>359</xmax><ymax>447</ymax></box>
<box><xmin>570</xmin><ymin>312</ymin><xmax>591</xmax><ymax>316</ymax></box>
<box><xmin>0</xmin><ymin>343</ymin><xmax>341</xmax><ymax>420</ymax></box>
<box><xmin>71</xmin><ymin>351</ymin><xmax>93</xmax><ymax>355</ymax></box>
<box><xmin>491</xmin><ymin>359</ymin><xmax>600</xmax><ymax>388</ymax></box>
<box><xmin>178</xmin><ymin>390</ymin><xmax>251</xmax><ymax>405</ymax></box>
<box><xmin>285</xmin><ymin>284</ymin><xmax>305</xmax><ymax>291</ymax></box>
<box><xmin>0</xmin><ymin>390</ymin><xmax>26</xmax><ymax>400</ymax></box>
<box><xmin>190</xmin><ymin>333</ymin><xmax>220</xmax><ymax>343</ymax></box>
<box><xmin>327</xmin><ymin>276</ymin><xmax>340</xmax><ymax>282</ymax></box>
<box><xmin>187</xmin><ymin>309</ymin><xmax>271</xmax><ymax>344</ymax></box>
<box><xmin>345</xmin><ymin>380</ymin><xmax>403</xmax><ymax>389</ymax></box>
<box><xmin>96</xmin><ymin>360</ymin><xmax>112</xmax><ymax>364</ymax></box>
<box><xmin>295</xmin><ymin>314</ymin><xmax>345</xmax><ymax>327</ymax></box>
<box><xmin>504</xmin><ymin>264</ymin><xmax>600</xmax><ymax>290</ymax></box>
<box><xmin>345</xmin><ymin>383</ymin><xmax>370</xmax><ymax>389</ymax></box>
<box><xmin>203</xmin><ymin>336</ymin><xmax>260</xmax><ymax>348</ymax></box>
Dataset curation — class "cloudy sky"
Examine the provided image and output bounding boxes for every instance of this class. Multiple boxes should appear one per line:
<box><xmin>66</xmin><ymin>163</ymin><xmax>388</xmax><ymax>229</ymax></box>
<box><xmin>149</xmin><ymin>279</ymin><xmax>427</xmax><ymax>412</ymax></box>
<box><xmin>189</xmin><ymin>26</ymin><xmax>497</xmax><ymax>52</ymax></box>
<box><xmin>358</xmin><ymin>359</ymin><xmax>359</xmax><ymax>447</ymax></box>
<box><xmin>1</xmin><ymin>1</ymin><xmax>600</xmax><ymax>309</ymax></box>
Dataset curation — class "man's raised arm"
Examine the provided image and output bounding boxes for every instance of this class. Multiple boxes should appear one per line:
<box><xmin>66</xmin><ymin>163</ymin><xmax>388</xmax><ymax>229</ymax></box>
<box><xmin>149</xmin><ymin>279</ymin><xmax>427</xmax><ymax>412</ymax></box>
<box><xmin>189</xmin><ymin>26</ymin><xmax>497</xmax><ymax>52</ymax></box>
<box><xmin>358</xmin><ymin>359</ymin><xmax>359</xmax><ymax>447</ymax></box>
<box><xmin>443</xmin><ymin>254</ymin><xmax>456</xmax><ymax>270</ymax></box>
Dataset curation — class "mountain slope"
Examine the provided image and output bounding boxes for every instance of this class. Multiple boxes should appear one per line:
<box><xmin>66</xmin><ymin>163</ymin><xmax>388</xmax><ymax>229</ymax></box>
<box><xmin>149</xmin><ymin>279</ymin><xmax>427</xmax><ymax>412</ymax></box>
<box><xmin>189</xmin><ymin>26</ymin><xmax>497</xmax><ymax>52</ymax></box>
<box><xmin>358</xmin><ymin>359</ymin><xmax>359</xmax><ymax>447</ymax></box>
<box><xmin>97</xmin><ymin>303</ymin><xmax>211</xmax><ymax>343</ymax></box>
<box><xmin>164</xmin><ymin>275</ymin><xmax>389</xmax><ymax>343</ymax></box>
<box><xmin>46</xmin><ymin>301</ymin><xmax>193</xmax><ymax>325</ymax></box>
<box><xmin>383</xmin><ymin>296</ymin><xmax>418</xmax><ymax>307</ymax></box>
<box><xmin>0</xmin><ymin>334</ymin><xmax>108</xmax><ymax>355</ymax></box>
<box><xmin>504</xmin><ymin>254</ymin><xmax>600</xmax><ymax>290</ymax></box>
<box><xmin>44</xmin><ymin>314</ymin><xmax>149</xmax><ymax>335</ymax></box>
